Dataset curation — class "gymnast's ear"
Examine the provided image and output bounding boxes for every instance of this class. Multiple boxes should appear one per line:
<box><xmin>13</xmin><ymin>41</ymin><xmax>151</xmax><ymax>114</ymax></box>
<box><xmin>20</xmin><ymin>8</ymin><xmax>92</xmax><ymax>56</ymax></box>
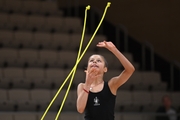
<box><xmin>104</xmin><ymin>67</ymin><xmax>107</xmax><ymax>73</ymax></box>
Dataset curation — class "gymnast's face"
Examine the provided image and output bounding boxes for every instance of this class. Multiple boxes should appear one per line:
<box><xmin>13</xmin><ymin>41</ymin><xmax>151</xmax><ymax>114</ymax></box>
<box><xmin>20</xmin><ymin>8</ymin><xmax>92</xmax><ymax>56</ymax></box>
<box><xmin>87</xmin><ymin>55</ymin><xmax>107</xmax><ymax>73</ymax></box>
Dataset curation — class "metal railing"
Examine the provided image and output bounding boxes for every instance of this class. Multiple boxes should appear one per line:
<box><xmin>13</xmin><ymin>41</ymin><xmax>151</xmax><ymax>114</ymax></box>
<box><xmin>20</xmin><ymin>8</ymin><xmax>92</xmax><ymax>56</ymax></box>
<box><xmin>61</xmin><ymin>0</ymin><xmax>180</xmax><ymax>91</ymax></box>
<box><xmin>142</xmin><ymin>41</ymin><xmax>154</xmax><ymax>71</ymax></box>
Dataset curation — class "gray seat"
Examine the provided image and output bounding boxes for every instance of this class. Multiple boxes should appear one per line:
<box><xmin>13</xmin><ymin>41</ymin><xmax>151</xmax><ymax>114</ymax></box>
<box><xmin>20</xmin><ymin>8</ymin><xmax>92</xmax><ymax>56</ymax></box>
<box><xmin>21</xmin><ymin>0</ymin><xmax>41</xmax><ymax>14</ymax></box>
<box><xmin>30</xmin><ymin>89</ymin><xmax>52</xmax><ymax>111</ymax></box>
<box><xmin>8</xmin><ymin>14</ymin><xmax>28</xmax><ymax>30</ymax></box>
<box><xmin>24</xmin><ymin>68</ymin><xmax>46</xmax><ymax>88</ymax></box>
<box><xmin>18</xmin><ymin>49</ymin><xmax>39</xmax><ymax>67</ymax></box>
<box><xmin>38</xmin><ymin>50</ymin><xmax>58</xmax><ymax>68</ymax></box>
<box><xmin>14</xmin><ymin>112</ymin><xmax>37</xmax><ymax>120</ymax></box>
<box><xmin>2</xmin><ymin>67</ymin><xmax>25</xmax><ymax>88</ymax></box>
<box><xmin>2</xmin><ymin>0</ymin><xmax>22</xmax><ymax>13</ymax></box>
<box><xmin>13</xmin><ymin>31</ymin><xmax>33</xmax><ymax>48</ymax></box>
<box><xmin>0</xmin><ymin>113</ymin><xmax>13</xmax><ymax>120</ymax></box>
<box><xmin>0</xmin><ymin>13</ymin><xmax>9</xmax><ymax>29</ymax></box>
<box><xmin>0</xmin><ymin>48</ymin><xmax>18</xmax><ymax>67</ymax></box>
<box><xmin>0</xmin><ymin>30</ymin><xmax>14</xmax><ymax>48</ymax></box>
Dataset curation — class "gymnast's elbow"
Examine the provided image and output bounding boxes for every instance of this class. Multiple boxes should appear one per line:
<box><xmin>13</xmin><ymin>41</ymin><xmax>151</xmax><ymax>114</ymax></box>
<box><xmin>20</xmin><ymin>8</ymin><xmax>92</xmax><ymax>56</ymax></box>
<box><xmin>77</xmin><ymin>106</ymin><xmax>85</xmax><ymax>114</ymax></box>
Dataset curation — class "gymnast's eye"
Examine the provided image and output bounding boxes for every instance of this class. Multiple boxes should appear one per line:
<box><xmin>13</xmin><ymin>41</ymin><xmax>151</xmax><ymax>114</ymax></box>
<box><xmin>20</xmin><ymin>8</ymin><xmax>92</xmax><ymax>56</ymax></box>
<box><xmin>97</xmin><ymin>59</ymin><xmax>101</xmax><ymax>62</ymax></box>
<box><xmin>89</xmin><ymin>59</ymin><xmax>94</xmax><ymax>62</ymax></box>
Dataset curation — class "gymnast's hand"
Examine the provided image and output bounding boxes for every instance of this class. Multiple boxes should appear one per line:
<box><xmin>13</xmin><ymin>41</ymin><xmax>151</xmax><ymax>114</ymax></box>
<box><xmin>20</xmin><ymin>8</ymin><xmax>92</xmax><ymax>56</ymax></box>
<box><xmin>97</xmin><ymin>41</ymin><xmax>116</xmax><ymax>51</ymax></box>
<box><xmin>84</xmin><ymin>67</ymin><xmax>100</xmax><ymax>86</ymax></box>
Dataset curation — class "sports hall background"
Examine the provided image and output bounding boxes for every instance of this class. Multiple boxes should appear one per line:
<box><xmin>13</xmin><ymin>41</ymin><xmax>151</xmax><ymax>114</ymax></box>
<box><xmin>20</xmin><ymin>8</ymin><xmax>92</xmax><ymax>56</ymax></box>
<box><xmin>0</xmin><ymin>0</ymin><xmax>179</xmax><ymax>120</ymax></box>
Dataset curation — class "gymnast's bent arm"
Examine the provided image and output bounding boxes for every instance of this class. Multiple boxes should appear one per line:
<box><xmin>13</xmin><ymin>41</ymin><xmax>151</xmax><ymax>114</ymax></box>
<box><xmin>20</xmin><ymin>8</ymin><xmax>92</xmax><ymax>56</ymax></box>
<box><xmin>76</xmin><ymin>67</ymin><xmax>98</xmax><ymax>113</ymax></box>
<box><xmin>97</xmin><ymin>41</ymin><xmax>135</xmax><ymax>95</ymax></box>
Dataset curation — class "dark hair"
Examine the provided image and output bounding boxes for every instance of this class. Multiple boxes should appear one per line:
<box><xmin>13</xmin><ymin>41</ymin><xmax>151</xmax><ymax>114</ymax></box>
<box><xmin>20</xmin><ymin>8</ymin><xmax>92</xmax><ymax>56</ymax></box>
<box><xmin>99</xmin><ymin>55</ymin><xmax>108</xmax><ymax>68</ymax></box>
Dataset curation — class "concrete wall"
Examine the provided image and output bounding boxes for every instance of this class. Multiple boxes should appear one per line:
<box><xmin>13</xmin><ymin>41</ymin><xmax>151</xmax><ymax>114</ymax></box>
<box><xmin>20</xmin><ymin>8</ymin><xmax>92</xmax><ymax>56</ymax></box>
<box><xmin>59</xmin><ymin>0</ymin><xmax>180</xmax><ymax>63</ymax></box>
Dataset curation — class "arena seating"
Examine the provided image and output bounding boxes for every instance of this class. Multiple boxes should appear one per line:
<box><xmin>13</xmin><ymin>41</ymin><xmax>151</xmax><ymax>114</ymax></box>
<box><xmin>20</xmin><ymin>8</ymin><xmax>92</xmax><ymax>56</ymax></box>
<box><xmin>0</xmin><ymin>0</ymin><xmax>179</xmax><ymax>120</ymax></box>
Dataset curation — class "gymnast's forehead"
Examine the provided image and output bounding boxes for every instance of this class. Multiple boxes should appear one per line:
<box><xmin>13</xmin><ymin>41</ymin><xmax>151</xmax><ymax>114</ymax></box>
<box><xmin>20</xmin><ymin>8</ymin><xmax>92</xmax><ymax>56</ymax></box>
<box><xmin>89</xmin><ymin>54</ymin><xmax>103</xmax><ymax>60</ymax></box>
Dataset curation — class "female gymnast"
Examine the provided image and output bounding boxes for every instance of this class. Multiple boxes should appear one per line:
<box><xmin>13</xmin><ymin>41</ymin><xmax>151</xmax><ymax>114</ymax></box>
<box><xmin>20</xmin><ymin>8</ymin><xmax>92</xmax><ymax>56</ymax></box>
<box><xmin>76</xmin><ymin>41</ymin><xmax>135</xmax><ymax>120</ymax></box>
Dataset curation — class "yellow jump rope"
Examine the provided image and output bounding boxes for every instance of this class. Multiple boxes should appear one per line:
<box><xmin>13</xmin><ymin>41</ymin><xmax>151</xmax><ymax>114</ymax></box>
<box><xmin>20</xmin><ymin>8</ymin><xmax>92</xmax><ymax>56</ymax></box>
<box><xmin>40</xmin><ymin>2</ymin><xmax>111</xmax><ymax>120</ymax></box>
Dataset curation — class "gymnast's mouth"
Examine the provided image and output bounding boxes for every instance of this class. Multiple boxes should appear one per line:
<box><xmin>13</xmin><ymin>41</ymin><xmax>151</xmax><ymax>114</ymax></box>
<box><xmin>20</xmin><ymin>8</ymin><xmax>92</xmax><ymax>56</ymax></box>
<box><xmin>91</xmin><ymin>64</ymin><xmax>99</xmax><ymax>68</ymax></box>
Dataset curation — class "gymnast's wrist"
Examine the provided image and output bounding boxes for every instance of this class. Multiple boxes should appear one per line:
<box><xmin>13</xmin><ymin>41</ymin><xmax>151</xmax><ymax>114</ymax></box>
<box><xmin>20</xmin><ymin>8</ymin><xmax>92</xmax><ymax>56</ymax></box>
<box><xmin>84</xmin><ymin>83</ymin><xmax>90</xmax><ymax>90</ymax></box>
<box><xmin>83</xmin><ymin>88</ymin><xmax>89</xmax><ymax>94</ymax></box>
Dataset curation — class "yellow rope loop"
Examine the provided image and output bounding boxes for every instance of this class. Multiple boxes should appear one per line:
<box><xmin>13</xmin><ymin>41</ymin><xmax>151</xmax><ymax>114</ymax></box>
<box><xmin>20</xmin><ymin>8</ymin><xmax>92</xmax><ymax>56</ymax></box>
<box><xmin>40</xmin><ymin>5</ymin><xmax>90</xmax><ymax>120</ymax></box>
<box><xmin>54</xmin><ymin>5</ymin><xmax>90</xmax><ymax>120</ymax></box>
<box><xmin>40</xmin><ymin>2</ymin><xmax>111</xmax><ymax>120</ymax></box>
